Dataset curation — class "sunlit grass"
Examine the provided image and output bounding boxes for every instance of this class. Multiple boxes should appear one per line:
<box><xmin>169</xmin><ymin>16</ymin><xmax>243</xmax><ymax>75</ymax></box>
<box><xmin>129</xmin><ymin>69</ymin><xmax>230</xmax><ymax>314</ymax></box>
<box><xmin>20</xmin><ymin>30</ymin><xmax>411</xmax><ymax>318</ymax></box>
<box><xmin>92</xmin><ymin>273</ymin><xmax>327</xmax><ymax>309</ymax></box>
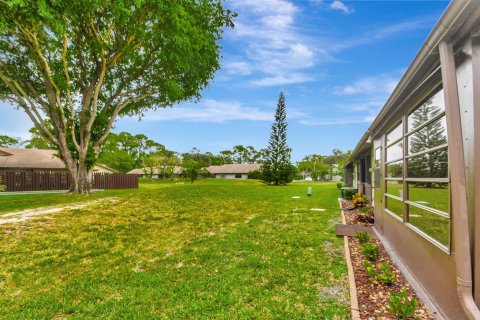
<box><xmin>0</xmin><ymin>179</ymin><xmax>349</xmax><ymax>319</ymax></box>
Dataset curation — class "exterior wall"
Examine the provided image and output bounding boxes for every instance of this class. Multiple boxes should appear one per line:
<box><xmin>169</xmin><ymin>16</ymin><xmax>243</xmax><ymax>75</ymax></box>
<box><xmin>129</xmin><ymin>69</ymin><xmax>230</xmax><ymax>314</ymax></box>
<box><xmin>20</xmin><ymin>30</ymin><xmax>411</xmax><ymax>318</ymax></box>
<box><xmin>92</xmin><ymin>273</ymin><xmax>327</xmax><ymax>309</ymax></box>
<box><xmin>353</xmin><ymin>30</ymin><xmax>479</xmax><ymax>319</ymax></box>
<box><xmin>345</xmin><ymin>164</ymin><xmax>354</xmax><ymax>186</ymax></box>
<box><xmin>214</xmin><ymin>173</ymin><xmax>248</xmax><ymax>179</ymax></box>
<box><xmin>353</xmin><ymin>163</ymin><xmax>358</xmax><ymax>187</ymax></box>
<box><xmin>378</xmin><ymin>213</ymin><xmax>463</xmax><ymax>318</ymax></box>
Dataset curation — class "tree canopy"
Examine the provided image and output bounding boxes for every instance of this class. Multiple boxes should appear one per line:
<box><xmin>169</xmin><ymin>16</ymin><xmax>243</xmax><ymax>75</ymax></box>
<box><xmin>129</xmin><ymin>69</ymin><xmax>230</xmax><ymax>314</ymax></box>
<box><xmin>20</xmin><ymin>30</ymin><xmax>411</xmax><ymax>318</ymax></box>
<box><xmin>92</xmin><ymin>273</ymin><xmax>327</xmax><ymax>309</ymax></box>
<box><xmin>0</xmin><ymin>0</ymin><xmax>235</xmax><ymax>193</ymax></box>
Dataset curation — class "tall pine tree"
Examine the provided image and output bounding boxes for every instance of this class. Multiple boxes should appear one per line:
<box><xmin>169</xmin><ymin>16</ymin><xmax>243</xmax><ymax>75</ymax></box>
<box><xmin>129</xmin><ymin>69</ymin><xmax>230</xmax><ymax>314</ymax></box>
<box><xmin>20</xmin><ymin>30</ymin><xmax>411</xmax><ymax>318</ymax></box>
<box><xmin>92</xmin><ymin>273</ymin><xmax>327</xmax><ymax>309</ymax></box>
<box><xmin>408</xmin><ymin>99</ymin><xmax>448</xmax><ymax>179</ymax></box>
<box><xmin>261</xmin><ymin>92</ymin><xmax>295</xmax><ymax>185</ymax></box>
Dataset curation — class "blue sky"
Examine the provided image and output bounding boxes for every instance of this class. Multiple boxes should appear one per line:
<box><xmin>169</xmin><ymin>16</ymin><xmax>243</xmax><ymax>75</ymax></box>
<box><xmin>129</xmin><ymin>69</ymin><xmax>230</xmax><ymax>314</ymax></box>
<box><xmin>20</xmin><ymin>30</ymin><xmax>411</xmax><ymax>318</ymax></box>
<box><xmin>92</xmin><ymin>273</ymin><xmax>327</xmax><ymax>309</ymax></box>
<box><xmin>0</xmin><ymin>0</ymin><xmax>449</xmax><ymax>162</ymax></box>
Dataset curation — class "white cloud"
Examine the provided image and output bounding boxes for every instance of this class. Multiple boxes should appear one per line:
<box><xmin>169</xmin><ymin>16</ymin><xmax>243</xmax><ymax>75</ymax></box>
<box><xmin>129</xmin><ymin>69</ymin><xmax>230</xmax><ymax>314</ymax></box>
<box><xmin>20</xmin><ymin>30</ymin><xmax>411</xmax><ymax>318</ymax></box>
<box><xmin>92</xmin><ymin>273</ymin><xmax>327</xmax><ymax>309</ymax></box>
<box><xmin>331</xmin><ymin>17</ymin><xmax>435</xmax><ymax>51</ymax></box>
<box><xmin>330</xmin><ymin>1</ymin><xmax>353</xmax><ymax>14</ymax></box>
<box><xmin>300</xmin><ymin>116</ymin><xmax>374</xmax><ymax>126</ymax></box>
<box><xmin>226</xmin><ymin>0</ymin><xmax>318</xmax><ymax>87</ymax></box>
<box><xmin>334</xmin><ymin>74</ymin><xmax>399</xmax><ymax>96</ymax></box>
<box><xmin>230</xmin><ymin>0</ymin><xmax>299</xmax><ymax>15</ymax></box>
<box><xmin>224</xmin><ymin>61</ymin><xmax>252</xmax><ymax>75</ymax></box>
<box><xmin>144</xmin><ymin>99</ymin><xmax>272</xmax><ymax>123</ymax></box>
<box><xmin>250</xmin><ymin>74</ymin><xmax>313</xmax><ymax>87</ymax></box>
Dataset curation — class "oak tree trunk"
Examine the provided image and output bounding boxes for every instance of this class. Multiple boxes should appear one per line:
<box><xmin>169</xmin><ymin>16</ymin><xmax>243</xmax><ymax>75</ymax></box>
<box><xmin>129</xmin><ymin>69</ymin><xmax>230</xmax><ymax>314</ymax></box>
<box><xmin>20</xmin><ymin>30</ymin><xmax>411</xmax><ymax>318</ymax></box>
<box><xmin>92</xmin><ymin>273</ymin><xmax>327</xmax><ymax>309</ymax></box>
<box><xmin>61</xmin><ymin>147</ymin><xmax>92</xmax><ymax>194</ymax></box>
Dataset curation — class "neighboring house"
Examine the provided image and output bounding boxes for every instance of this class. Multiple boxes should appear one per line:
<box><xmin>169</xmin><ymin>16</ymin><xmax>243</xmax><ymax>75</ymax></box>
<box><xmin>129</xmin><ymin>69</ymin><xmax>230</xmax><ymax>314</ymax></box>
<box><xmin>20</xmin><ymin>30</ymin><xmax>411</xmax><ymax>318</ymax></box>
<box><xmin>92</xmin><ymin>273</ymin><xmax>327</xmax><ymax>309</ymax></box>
<box><xmin>345</xmin><ymin>2</ymin><xmax>480</xmax><ymax>318</ymax></box>
<box><xmin>127</xmin><ymin>167</ymin><xmax>183</xmax><ymax>178</ymax></box>
<box><xmin>206</xmin><ymin>164</ymin><xmax>261</xmax><ymax>179</ymax></box>
<box><xmin>0</xmin><ymin>147</ymin><xmax>117</xmax><ymax>173</ymax></box>
<box><xmin>326</xmin><ymin>164</ymin><xmax>343</xmax><ymax>182</ymax></box>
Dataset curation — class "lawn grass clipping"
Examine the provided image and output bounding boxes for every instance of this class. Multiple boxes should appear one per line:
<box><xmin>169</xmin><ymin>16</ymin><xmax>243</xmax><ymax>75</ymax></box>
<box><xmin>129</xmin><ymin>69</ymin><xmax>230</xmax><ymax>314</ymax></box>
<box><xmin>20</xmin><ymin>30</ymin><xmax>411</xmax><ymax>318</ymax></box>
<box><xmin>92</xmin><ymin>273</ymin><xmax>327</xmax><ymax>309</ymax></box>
<box><xmin>0</xmin><ymin>180</ymin><xmax>349</xmax><ymax>319</ymax></box>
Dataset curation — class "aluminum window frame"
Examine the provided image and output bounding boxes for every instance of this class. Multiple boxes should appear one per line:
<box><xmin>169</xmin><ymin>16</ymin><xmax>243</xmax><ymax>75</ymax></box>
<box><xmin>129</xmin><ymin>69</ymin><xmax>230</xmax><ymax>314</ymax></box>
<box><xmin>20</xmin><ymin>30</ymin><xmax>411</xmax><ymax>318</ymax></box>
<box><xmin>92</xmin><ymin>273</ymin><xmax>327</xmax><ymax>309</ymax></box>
<box><xmin>382</xmin><ymin>85</ymin><xmax>451</xmax><ymax>253</ymax></box>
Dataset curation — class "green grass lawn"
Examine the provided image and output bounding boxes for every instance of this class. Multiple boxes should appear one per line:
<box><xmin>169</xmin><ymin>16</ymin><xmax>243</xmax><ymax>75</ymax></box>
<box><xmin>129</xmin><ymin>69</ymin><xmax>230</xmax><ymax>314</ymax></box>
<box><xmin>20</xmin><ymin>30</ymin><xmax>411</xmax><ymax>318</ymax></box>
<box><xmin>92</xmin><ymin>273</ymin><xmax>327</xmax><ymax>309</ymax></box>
<box><xmin>0</xmin><ymin>179</ymin><xmax>349</xmax><ymax>319</ymax></box>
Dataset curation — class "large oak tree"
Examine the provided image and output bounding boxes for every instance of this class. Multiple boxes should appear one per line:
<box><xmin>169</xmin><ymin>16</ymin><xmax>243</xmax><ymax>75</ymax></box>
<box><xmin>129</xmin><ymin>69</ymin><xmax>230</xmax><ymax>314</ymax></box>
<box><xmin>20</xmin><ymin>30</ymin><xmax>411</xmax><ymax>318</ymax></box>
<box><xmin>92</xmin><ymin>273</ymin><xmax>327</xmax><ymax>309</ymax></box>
<box><xmin>0</xmin><ymin>0</ymin><xmax>234</xmax><ymax>193</ymax></box>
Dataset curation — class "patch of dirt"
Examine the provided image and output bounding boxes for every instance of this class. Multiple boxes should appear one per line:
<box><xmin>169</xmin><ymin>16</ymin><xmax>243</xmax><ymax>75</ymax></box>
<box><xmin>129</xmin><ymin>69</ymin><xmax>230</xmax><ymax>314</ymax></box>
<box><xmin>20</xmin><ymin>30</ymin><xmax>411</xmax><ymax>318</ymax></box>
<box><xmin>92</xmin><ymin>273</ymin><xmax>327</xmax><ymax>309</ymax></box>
<box><xmin>0</xmin><ymin>198</ymin><xmax>118</xmax><ymax>225</ymax></box>
<box><xmin>341</xmin><ymin>200</ymin><xmax>374</xmax><ymax>227</ymax></box>
<box><xmin>341</xmin><ymin>200</ymin><xmax>435</xmax><ymax>319</ymax></box>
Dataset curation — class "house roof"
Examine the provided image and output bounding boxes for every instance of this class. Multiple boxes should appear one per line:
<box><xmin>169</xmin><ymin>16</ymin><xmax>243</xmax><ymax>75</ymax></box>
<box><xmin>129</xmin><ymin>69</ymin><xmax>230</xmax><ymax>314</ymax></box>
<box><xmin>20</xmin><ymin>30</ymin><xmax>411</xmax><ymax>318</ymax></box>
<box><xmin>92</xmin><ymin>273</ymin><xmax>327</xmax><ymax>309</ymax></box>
<box><xmin>347</xmin><ymin>0</ymin><xmax>480</xmax><ymax>165</ymax></box>
<box><xmin>0</xmin><ymin>147</ymin><xmax>65</xmax><ymax>169</ymax></box>
<box><xmin>127</xmin><ymin>166</ymin><xmax>183</xmax><ymax>175</ymax></box>
<box><xmin>0</xmin><ymin>147</ymin><xmax>115</xmax><ymax>172</ymax></box>
<box><xmin>93</xmin><ymin>163</ymin><xmax>119</xmax><ymax>173</ymax></box>
<box><xmin>206</xmin><ymin>164</ymin><xmax>261</xmax><ymax>174</ymax></box>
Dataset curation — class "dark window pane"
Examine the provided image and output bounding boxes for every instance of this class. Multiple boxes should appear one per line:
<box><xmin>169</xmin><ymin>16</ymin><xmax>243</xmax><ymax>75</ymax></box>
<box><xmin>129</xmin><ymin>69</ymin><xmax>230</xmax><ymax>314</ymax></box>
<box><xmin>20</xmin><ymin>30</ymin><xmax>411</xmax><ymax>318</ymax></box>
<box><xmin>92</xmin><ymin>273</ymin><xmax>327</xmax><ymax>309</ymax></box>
<box><xmin>408</xmin><ymin>89</ymin><xmax>445</xmax><ymax>132</ymax></box>
<box><xmin>409</xmin><ymin>205</ymin><xmax>450</xmax><ymax>247</ymax></box>
<box><xmin>386</xmin><ymin>196</ymin><xmax>403</xmax><ymax>219</ymax></box>
<box><xmin>387</xmin><ymin>122</ymin><xmax>403</xmax><ymax>144</ymax></box>
<box><xmin>408</xmin><ymin>116</ymin><xmax>447</xmax><ymax>155</ymax></box>
<box><xmin>386</xmin><ymin>160</ymin><xmax>403</xmax><ymax>178</ymax></box>
<box><xmin>386</xmin><ymin>180</ymin><xmax>403</xmax><ymax>198</ymax></box>
<box><xmin>408</xmin><ymin>182</ymin><xmax>450</xmax><ymax>214</ymax></box>
<box><xmin>407</xmin><ymin>148</ymin><xmax>448</xmax><ymax>178</ymax></box>
<box><xmin>386</xmin><ymin>141</ymin><xmax>403</xmax><ymax>162</ymax></box>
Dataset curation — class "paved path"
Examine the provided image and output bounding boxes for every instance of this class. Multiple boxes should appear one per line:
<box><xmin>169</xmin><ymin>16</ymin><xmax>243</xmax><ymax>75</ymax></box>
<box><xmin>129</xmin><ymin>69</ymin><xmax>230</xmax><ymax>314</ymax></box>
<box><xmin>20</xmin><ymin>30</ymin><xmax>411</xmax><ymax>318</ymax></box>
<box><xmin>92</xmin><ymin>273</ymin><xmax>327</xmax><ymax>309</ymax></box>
<box><xmin>0</xmin><ymin>198</ymin><xmax>118</xmax><ymax>225</ymax></box>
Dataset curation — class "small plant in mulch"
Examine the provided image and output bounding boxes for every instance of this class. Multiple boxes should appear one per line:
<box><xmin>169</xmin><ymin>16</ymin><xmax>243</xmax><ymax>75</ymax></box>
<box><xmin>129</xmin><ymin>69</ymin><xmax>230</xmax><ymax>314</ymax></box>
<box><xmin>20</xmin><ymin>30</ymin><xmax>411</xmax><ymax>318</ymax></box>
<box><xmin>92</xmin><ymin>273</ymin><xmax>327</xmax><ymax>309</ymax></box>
<box><xmin>364</xmin><ymin>261</ymin><xmax>397</xmax><ymax>285</ymax></box>
<box><xmin>352</xmin><ymin>193</ymin><xmax>368</xmax><ymax>208</ymax></box>
<box><xmin>361</xmin><ymin>242</ymin><xmax>379</xmax><ymax>261</ymax></box>
<box><xmin>389</xmin><ymin>287</ymin><xmax>419</xmax><ymax>319</ymax></box>
<box><xmin>355</xmin><ymin>231</ymin><xmax>370</xmax><ymax>245</ymax></box>
<box><xmin>357</xmin><ymin>206</ymin><xmax>374</xmax><ymax>224</ymax></box>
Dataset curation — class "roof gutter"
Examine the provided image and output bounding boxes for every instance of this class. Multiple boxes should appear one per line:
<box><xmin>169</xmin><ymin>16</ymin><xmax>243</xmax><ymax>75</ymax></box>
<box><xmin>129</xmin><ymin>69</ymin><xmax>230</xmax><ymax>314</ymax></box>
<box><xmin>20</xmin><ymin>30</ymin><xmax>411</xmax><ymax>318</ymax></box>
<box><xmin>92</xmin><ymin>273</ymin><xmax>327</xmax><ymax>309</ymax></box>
<box><xmin>347</xmin><ymin>0</ymin><xmax>473</xmax><ymax>166</ymax></box>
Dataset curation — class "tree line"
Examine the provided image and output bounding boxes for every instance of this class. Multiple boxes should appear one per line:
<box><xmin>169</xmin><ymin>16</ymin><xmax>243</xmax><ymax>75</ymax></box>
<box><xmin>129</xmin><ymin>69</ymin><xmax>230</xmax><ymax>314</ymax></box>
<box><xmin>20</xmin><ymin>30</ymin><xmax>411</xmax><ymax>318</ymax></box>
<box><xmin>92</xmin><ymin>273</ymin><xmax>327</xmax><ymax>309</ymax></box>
<box><xmin>1</xmin><ymin>129</ymin><xmax>349</xmax><ymax>181</ymax></box>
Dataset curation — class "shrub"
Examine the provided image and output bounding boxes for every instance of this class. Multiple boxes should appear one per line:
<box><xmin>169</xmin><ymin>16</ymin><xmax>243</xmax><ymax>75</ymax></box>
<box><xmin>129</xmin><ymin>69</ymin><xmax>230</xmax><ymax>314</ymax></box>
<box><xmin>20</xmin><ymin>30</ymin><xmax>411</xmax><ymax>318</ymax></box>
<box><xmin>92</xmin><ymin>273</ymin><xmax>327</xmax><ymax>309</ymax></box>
<box><xmin>352</xmin><ymin>193</ymin><xmax>369</xmax><ymax>208</ymax></box>
<box><xmin>247</xmin><ymin>170</ymin><xmax>262</xmax><ymax>180</ymax></box>
<box><xmin>0</xmin><ymin>176</ymin><xmax>5</xmax><ymax>192</ymax></box>
<box><xmin>361</xmin><ymin>243</ymin><xmax>379</xmax><ymax>261</ymax></box>
<box><xmin>389</xmin><ymin>288</ymin><xmax>418</xmax><ymax>319</ymax></box>
<box><xmin>364</xmin><ymin>261</ymin><xmax>396</xmax><ymax>285</ymax></box>
<box><xmin>336</xmin><ymin>182</ymin><xmax>347</xmax><ymax>189</ymax></box>
<box><xmin>359</xmin><ymin>207</ymin><xmax>371</xmax><ymax>215</ymax></box>
<box><xmin>356</xmin><ymin>231</ymin><xmax>371</xmax><ymax>245</ymax></box>
<box><xmin>358</xmin><ymin>207</ymin><xmax>375</xmax><ymax>224</ymax></box>
<box><xmin>363</xmin><ymin>261</ymin><xmax>377</xmax><ymax>278</ymax></box>
<box><xmin>377</xmin><ymin>263</ymin><xmax>397</xmax><ymax>285</ymax></box>
<box><xmin>343</xmin><ymin>188</ymin><xmax>357</xmax><ymax>200</ymax></box>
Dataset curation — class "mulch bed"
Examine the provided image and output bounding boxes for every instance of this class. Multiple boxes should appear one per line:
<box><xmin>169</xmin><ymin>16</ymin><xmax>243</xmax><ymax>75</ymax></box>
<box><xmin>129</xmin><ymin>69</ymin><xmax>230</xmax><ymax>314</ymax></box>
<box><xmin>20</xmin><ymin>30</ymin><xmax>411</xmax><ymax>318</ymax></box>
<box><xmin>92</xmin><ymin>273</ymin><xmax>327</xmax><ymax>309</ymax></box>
<box><xmin>341</xmin><ymin>200</ymin><xmax>435</xmax><ymax>319</ymax></box>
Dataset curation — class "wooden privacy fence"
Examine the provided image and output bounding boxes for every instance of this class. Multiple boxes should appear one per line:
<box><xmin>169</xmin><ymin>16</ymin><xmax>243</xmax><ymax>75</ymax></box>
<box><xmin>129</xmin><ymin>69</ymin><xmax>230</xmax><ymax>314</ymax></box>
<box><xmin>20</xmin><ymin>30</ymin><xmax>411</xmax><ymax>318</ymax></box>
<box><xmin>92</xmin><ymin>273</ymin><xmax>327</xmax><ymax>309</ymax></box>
<box><xmin>92</xmin><ymin>172</ymin><xmax>138</xmax><ymax>189</ymax></box>
<box><xmin>0</xmin><ymin>171</ymin><xmax>138</xmax><ymax>192</ymax></box>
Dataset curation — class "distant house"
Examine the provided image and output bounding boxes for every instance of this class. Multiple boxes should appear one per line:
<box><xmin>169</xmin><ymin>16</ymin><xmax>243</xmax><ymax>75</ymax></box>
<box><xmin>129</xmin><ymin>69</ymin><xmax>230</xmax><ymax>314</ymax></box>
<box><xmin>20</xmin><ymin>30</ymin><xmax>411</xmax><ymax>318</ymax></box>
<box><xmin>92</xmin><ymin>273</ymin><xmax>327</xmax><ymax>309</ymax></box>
<box><xmin>0</xmin><ymin>147</ymin><xmax>117</xmax><ymax>173</ymax></box>
<box><xmin>328</xmin><ymin>164</ymin><xmax>343</xmax><ymax>182</ymax></box>
<box><xmin>206</xmin><ymin>164</ymin><xmax>261</xmax><ymax>179</ymax></box>
<box><xmin>127</xmin><ymin>167</ymin><xmax>183</xmax><ymax>178</ymax></box>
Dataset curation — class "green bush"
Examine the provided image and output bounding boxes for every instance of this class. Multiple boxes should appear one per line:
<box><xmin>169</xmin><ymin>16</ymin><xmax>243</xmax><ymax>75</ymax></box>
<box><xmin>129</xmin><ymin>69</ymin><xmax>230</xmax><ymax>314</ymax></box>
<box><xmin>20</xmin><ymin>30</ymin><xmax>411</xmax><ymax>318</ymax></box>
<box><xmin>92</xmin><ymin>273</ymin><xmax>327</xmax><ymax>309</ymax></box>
<box><xmin>247</xmin><ymin>170</ymin><xmax>262</xmax><ymax>180</ymax></box>
<box><xmin>343</xmin><ymin>188</ymin><xmax>357</xmax><ymax>200</ymax></box>
<box><xmin>0</xmin><ymin>176</ymin><xmax>5</xmax><ymax>192</ymax></box>
<box><xmin>389</xmin><ymin>288</ymin><xmax>418</xmax><ymax>319</ymax></box>
<box><xmin>377</xmin><ymin>263</ymin><xmax>396</xmax><ymax>285</ymax></box>
<box><xmin>361</xmin><ymin>243</ymin><xmax>379</xmax><ymax>261</ymax></box>
<box><xmin>336</xmin><ymin>182</ymin><xmax>347</xmax><ymax>189</ymax></box>
<box><xmin>363</xmin><ymin>261</ymin><xmax>377</xmax><ymax>278</ymax></box>
<box><xmin>356</xmin><ymin>231</ymin><xmax>371</xmax><ymax>245</ymax></box>
<box><xmin>364</xmin><ymin>261</ymin><xmax>396</xmax><ymax>285</ymax></box>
